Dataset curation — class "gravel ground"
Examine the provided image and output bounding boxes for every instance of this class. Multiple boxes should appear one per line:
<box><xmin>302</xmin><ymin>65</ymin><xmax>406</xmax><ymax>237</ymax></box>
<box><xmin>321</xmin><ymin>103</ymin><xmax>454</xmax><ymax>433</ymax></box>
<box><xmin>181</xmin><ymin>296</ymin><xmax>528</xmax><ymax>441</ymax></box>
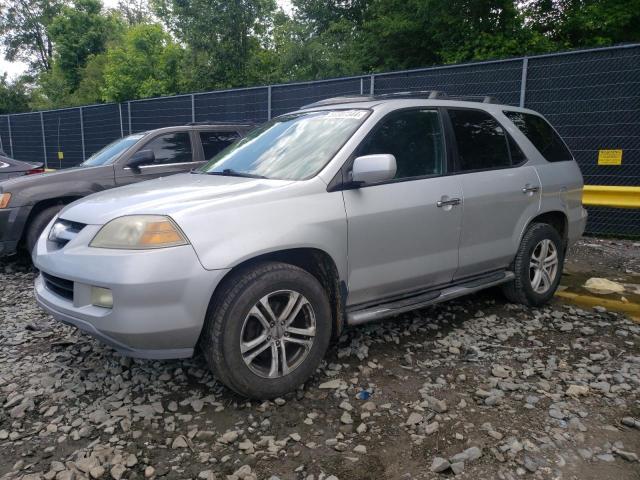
<box><xmin>1</xmin><ymin>239</ymin><xmax>639</xmax><ymax>480</ymax></box>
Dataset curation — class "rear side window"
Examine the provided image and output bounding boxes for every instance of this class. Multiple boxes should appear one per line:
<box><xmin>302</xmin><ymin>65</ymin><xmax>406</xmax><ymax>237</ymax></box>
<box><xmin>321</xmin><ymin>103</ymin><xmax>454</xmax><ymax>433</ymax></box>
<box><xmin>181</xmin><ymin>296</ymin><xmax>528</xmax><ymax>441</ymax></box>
<box><xmin>357</xmin><ymin>109</ymin><xmax>445</xmax><ymax>180</ymax></box>
<box><xmin>448</xmin><ymin>109</ymin><xmax>511</xmax><ymax>171</ymax></box>
<box><xmin>200</xmin><ymin>131</ymin><xmax>241</xmax><ymax>159</ymax></box>
<box><xmin>504</xmin><ymin>111</ymin><xmax>573</xmax><ymax>162</ymax></box>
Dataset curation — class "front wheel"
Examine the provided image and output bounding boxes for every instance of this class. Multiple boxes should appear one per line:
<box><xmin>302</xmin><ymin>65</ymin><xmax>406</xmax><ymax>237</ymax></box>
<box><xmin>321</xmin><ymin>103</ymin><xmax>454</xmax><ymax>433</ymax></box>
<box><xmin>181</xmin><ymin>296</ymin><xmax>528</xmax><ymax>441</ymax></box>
<box><xmin>25</xmin><ymin>205</ymin><xmax>63</xmax><ymax>255</ymax></box>
<box><xmin>502</xmin><ymin>223</ymin><xmax>564</xmax><ymax>306</ymax></box>
<box><xmin>200</xmin><ymin>262</ymin><xmax>332</xmax><ymax>399</ymax></box>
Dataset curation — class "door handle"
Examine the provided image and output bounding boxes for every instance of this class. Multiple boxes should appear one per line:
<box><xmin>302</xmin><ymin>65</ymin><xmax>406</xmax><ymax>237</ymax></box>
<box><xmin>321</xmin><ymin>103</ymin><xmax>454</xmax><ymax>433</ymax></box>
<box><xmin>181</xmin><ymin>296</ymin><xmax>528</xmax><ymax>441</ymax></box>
<box><xmin>437</xmin><ymin>198</ymin><xmax>461</xmax><ymax>208</ymax></box>
<box><xmin>522</xmin><ymin>185</ymin><xmax>540</xmax><ymax>194</ymax></box>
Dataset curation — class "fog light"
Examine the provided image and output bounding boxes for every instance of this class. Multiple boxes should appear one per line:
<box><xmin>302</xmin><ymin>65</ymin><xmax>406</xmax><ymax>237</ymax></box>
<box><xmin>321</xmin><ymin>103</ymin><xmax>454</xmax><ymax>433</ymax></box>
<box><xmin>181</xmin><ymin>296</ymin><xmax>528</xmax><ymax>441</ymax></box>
<box><xmin>91</xmin><ymin>286</ymin><xmax>113</xmax><ymax>308</ymax></box>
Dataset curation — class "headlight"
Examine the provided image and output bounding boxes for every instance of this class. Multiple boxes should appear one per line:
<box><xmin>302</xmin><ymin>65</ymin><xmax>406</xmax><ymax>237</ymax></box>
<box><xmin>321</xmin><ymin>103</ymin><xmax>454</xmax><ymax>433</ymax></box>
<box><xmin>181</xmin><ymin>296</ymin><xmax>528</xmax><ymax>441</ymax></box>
<box><xmin>0</xmin><ymin>193</ymin><xmax>11</xmax><ymax>209</ymax></box>
<box><xmin>90</xmin><ymin>215</ymin><xmax>189</xmax><ymax>249</ymax></box>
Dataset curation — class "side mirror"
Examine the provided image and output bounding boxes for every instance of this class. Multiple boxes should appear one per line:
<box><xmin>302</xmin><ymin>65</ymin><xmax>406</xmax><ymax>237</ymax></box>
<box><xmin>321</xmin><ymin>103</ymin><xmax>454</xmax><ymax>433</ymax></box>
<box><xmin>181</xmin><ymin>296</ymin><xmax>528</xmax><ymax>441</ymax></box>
<box><xmin>351</xmin><ymin>154</ymin><xmax>397</xmax><ymax>185</ymax></box>
<box><xmin>127</xmin><ymin>150</ymin><xmax>155</xmax><ymax>172</ymax></box>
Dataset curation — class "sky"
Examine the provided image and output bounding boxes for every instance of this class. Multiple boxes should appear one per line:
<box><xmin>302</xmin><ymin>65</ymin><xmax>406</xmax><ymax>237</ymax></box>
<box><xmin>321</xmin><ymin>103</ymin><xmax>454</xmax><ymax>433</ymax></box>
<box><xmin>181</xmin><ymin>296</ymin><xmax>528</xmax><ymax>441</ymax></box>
<box><xmin>0</xmin><ymin>0</ymin><xmax>293</xmax><ymax>80</ymax></box>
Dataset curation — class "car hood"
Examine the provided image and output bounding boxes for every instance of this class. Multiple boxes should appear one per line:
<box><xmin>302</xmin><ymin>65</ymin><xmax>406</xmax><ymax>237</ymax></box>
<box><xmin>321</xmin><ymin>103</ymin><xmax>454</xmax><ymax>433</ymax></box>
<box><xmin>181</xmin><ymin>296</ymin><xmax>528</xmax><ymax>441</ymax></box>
<box><xmin>0</xmin><ymin>164</ymin><xmax>114</xmax><ymax>207</ymax></box>
<box><xmin>59</xmin><ymin>173</ymin><xmax>296</xmax><ymax>225</ymax></box>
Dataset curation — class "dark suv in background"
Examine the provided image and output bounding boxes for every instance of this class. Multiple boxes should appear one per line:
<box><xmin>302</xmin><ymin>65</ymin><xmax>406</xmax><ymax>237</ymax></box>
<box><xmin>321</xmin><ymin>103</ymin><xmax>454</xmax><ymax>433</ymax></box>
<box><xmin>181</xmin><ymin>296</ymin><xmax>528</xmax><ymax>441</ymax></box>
<box><xmin>0</xmin><ymin>123</ymin><xmax>251</xmax><ymax>256</ymax></box>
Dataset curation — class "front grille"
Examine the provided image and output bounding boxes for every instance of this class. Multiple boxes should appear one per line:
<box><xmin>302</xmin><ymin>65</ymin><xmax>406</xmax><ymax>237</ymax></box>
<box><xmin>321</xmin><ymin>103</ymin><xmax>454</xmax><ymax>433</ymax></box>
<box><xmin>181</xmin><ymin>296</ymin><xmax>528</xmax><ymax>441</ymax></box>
<box><xmin>42</xmin><ymin>272</ymin><xmax>74</xmax><ymax>301</ymax></box>
<box><xmin>48</xmin><ymin>219</ymin><xmax>86</xmax><ymax>249</ymax></box>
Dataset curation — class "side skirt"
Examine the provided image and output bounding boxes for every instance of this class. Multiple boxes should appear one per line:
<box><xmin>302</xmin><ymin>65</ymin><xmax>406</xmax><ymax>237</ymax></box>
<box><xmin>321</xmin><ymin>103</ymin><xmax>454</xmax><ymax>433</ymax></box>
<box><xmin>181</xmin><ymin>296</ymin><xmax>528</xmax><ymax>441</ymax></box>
<box><xmin>346</xmin><ymin>271</ymin><xmax>515</xmax><ymax>326</ymax></box>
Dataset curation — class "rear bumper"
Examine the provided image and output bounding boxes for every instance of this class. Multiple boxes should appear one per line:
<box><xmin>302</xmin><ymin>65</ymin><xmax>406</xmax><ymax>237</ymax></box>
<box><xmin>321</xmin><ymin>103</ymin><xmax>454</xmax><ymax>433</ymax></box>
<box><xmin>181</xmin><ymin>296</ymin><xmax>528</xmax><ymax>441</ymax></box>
<box><xmin>0</xmin><ymin>206</ymin><xmax>31</xmax><ymax>256</ymax></box>
<box><xmin>568</xmin><ymin>206</ymin><xmax>588</xmax><ymax>245</ymax></box>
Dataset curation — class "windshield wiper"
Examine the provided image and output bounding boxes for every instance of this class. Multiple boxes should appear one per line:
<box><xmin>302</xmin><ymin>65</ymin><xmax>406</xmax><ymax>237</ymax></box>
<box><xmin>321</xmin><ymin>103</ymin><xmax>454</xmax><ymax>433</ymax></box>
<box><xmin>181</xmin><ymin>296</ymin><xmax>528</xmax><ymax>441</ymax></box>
<box><xmin>207</xmin><ymin>168</ymin><xmax>267</xmax><ymax>179</ymax></box>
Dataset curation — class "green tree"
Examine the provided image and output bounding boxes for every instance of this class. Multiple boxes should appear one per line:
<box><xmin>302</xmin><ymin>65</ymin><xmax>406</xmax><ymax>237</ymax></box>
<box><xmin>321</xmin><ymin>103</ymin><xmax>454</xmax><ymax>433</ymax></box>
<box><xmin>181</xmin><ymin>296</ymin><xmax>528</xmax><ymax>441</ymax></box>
<box><xmin>31</xmin><ymin>64</ymin><xmax>73</xmax><ymax>108</ymax></box>
<box><xmin>292</xmin><ymin>0</ymin><xmax>370</xmax><ymax>33</ymax></box>
<box><xmin>0</xmin><ymin>73</ymin><xmax>31</xmax><ymax>114</ymax></box>
<box><xmin>150</xmin><ymin>0</ymin><xmax>277</xmax><ymax>90</ymax></box>
<box><xmin>272</xmin><ymin>15</ymin><xmax>363</xmax><ymax>80</ymax></box>
<box><xmin>101</xmin><ymin>23</ymin><xmax>183</xmax><ymax>101</ymax></box>
<box><xmin>114</xmin><ymin>0</ymin><xmax>151</xmax><ymax>25</ymax></box>
<box><xmin>0</xmin><ymin>0</ymin><xmax>63</xmax><ymax>72</ymax></box>
<box><xmin>48</xmin><ymin>0</ymin><xmax>123</xmax><ymax>89</ymax></box>
<box><xmin>71</xmin><ymin>52</ymin><xmax>109</xmax><ymax>104</ymax></box>
<box><xmin>526</xmin><ymin>0</ymin><xmax>640</xmax><ymax>48</ymax></box>
<box><xmin>357</xmin><ymin>0</ymin><xmax>550</xmax><ymax>69</ymax></box>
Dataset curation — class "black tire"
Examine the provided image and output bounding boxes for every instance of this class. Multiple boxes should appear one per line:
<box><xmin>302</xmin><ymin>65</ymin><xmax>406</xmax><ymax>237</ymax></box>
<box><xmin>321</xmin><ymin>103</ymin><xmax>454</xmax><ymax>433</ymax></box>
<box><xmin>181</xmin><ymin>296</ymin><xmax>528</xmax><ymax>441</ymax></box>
<box><xmin>25</xmin><ymin>205</ymin><xmax>63</xmax><ymax>254</ymax></box>
<box><xmin>200</xmin><ymin>261</ymin><xmax>332</xmax><ymax>399</ymax></box>
<box><xmin>502</xmin><ymin>223</ymin><xmax>564</xmax><ymax>307</ymax></box>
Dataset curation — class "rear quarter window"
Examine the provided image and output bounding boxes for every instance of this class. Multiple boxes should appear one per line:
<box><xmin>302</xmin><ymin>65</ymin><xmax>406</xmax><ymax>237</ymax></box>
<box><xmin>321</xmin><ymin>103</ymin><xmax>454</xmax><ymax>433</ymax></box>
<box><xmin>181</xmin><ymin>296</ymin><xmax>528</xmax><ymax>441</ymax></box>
<box><xmin>504</xmin><ymin>111</ymin><xmax>573</xmax><ymax>162</ymax></box>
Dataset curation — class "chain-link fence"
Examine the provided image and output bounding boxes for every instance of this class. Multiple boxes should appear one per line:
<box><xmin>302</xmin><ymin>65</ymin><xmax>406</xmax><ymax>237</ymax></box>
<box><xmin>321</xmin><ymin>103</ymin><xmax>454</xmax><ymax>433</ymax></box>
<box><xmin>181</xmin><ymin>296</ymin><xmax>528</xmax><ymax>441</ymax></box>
<box><xmin>1</xmin><ymin>44</ymin><xmax>638</xmax><ymax>236</ymax></box>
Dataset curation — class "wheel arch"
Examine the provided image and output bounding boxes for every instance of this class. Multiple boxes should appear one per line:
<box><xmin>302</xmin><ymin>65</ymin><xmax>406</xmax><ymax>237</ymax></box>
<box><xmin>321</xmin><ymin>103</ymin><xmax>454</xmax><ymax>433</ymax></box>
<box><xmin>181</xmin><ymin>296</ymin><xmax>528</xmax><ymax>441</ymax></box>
<box><xmin>207</xmin><ymin>247</ymin><xmax>347</xmax><ymax>339</ymax></box>
<box><xmin>525</xmin><ymin>210</ymin><xmax>568</xmax><ymax>245</ymax></box>
<box><xmin>20</xmin><ymin>196</ymin><xmax>83</xmax><ymax>247</ymax></box>
<box><xmin>512</xmin><ymin>209</ymin><xmax>568</xmax><ymax>266</ymax></box>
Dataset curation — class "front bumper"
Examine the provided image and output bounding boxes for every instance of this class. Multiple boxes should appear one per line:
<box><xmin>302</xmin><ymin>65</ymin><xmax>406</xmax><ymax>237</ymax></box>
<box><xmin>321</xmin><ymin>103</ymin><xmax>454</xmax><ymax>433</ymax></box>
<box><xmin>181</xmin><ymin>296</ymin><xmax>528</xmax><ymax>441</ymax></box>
<box><xmin>0</xmin><ymin>206</ymin><xmax>31</xmax><ymax>256</ymax></box>
<box><xmin>33</xmin><ymin>224</ymin><xmax>228</xmax><ymax>359</ymax></box>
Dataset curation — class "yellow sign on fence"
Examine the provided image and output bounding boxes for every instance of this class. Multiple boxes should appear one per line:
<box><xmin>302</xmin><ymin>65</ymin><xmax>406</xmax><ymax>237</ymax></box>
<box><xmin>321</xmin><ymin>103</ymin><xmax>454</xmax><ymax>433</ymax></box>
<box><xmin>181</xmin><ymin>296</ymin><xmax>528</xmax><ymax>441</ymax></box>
<box><xmin>57</xmin><ymin>151</ymin><xmax>64</xmax><ymax>160</ymax></box>
<box><xmin>597</xmin><ymin>149</ymin><xmax>622</xmax><ymax>165</ymax></box>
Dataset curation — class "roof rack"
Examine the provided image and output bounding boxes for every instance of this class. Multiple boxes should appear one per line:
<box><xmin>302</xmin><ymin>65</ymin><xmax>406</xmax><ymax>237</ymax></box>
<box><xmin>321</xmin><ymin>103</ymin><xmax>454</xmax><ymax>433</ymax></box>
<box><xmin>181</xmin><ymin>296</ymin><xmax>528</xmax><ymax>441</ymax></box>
<box><xmin>300</xmin><ymin>90</ymin><xmax>500</xmax><ymax>109</ymax></box>
<box><xmin>445</xmin><ymin>95</ymin><xmax>499</xmax><ymax>104</ymax></box>
<box><xmin>300</xmin><ymin>96</ymin><xmax>375</xmax><ymax>108</ymax></box>
<box><xmin>185</xmin><ymin>120</ymin><xmax>254</xmax><ymax>126</ymax></box>
<box><xmin>376</xmin><ymin>90</ymin><xmax>447</xmax><ymax>100</ymax></box>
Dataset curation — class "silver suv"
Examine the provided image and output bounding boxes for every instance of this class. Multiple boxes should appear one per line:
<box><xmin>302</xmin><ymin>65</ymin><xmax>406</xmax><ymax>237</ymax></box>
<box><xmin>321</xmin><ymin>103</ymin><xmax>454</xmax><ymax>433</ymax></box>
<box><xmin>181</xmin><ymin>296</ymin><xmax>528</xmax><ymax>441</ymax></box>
<box><xmin>33</xmin><ymin>93</ymin><xmax>587</xmax><ymax>398</ymax></box>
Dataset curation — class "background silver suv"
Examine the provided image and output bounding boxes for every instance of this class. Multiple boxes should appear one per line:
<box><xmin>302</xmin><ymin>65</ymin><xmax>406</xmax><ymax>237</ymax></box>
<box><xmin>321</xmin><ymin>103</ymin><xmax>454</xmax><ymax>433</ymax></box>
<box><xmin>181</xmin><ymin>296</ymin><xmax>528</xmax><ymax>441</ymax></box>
<box><xmin>33</xmin><ymin>92</ymin><xmax>587</xmax><ymax>398</ymax></box>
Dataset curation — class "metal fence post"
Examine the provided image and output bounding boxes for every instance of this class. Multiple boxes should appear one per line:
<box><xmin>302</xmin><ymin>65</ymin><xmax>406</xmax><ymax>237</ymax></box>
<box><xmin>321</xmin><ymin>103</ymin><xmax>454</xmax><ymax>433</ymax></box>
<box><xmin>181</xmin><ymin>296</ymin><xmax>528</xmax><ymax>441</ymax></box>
<box><xmin>360</xmin><ymin>77</ymin><xmax>364</xmax><ymax>95</ymax></box>
<box><xmin>191</xmin><ymin>94</ymin><xmax>195</xmax><ymax>123</ymax></box>
<box><xmin>127</xmin><ymin>101</ymin><xmax>132</xmax><ymax>134</ymax></box>
<box><xmin>0</xmin><ymin>119</ymin><xmax>3</xmax><ymax>153</ymax></box>
<box><xmin>40</xmin><ymin>112</ymin><xmax>47</xmax><ymax>167</ymax></box>
<box><xmin>7</xmin><ymin>116</ymin><xmax>13</xmax><ymax>157</ymax></box>
<box><xmin>519</xmin><ymin>57</ymin><xmax>528</xmax><ymax>108</ymax></box>
<box><xmin>267</xmin><ymin>86</ymin><xmax>272</xmax><ymax>120</ymax></box>
<box><xmin>79</xmin><ymin>107</ymin><xmax>86</xmax><ymax>161</ymax></box>
<box><xmin>370</xmin><ymin>74</ymin><xmax>375</xmax><ymax>95</ymax></box>
<box><xmin>118</xmin><ymin>103</ymin><xmax>124</xmax><ymax>137</ymax></box>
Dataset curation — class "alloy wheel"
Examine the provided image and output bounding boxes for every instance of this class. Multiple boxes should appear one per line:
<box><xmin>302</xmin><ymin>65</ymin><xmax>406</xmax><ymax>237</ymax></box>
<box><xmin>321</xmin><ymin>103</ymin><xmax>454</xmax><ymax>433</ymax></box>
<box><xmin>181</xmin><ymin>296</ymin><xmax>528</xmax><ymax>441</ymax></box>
<box><xmin>529</xmin><ymin>239</ymin><xmax>559</xmax><ymax>294</ymax></box>
<box><xmin>240</xmin><ymin>289</ymin><xmax>316</xmax><ymax>378</ymax></box>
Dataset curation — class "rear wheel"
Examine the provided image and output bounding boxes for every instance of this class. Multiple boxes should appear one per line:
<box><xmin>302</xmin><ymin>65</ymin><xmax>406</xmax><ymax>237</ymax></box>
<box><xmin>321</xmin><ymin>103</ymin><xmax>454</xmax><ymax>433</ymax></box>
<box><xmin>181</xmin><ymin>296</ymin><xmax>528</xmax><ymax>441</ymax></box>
<box><xmin>502</xmin><ymin>223</ymin><xmax>564</xmax><ymax>306</ymax></box>
<box><xmin>25</xmin><ymin>205</ymin><xmax>63</xmax><ymax>254</ymax></box>
<box><xmin>200</xmin><ymin>261</ymin><xmax>332</xmax><ymax>399</ymax></box>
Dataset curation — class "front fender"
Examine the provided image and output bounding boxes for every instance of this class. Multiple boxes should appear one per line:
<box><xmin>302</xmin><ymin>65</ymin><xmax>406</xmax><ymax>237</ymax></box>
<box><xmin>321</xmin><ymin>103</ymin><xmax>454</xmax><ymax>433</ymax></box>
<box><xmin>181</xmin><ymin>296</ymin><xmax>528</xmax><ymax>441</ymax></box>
<box><xmin>177</xmin><ymin>187</ymin><xmax>349</xmax><ymax>283</ymax></box>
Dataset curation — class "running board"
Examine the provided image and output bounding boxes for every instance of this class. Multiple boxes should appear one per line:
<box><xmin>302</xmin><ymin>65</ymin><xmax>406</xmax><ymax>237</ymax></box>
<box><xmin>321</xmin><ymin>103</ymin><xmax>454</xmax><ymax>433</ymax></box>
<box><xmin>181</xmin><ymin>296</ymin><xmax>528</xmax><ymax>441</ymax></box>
<box><xmin>346</xmin><ymin>271</ymin><xmax>515</xmax><ymax>326</ymax></box>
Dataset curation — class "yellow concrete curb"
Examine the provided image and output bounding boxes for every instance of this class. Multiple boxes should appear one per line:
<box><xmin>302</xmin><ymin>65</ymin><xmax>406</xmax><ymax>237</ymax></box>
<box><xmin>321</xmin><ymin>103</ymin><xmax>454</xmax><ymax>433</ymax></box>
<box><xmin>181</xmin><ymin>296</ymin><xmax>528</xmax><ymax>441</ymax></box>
<box><xmin>555</xmin><ymin>290</ymin><xmax>640</xmax><ymax>321</ymax></box>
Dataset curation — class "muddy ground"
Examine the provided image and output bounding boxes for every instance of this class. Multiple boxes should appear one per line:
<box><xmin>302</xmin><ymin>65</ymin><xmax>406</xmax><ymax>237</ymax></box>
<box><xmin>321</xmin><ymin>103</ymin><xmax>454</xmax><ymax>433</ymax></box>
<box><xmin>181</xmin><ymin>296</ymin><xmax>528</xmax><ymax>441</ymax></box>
<box><xmin>0</xmin><ymin>238</ymin><xmax>639</xmax><ymax>480</ymax></box>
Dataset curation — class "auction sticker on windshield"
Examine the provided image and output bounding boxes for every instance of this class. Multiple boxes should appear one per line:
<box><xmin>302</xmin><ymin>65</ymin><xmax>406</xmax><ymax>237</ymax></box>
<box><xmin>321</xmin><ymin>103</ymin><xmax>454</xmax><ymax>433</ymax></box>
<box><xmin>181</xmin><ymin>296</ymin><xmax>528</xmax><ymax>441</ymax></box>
<box><xmin>324</xmin><ymin>110</ymin><xmax>369</xmax><ymax>119</ymax></box>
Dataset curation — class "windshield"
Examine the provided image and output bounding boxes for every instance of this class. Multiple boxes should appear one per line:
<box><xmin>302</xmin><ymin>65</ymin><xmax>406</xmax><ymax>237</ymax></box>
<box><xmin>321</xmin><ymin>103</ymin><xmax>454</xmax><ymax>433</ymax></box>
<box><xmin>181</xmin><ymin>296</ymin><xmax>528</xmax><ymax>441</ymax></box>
<box><xmin>199</xmin><ymin>109</ymin><xmax>370</xmax><ymax>180</ymax></box>
<box><xmin>81</xmin><ymin>134</ymin><xmax>145</xmax><ymax>167</ymax></box>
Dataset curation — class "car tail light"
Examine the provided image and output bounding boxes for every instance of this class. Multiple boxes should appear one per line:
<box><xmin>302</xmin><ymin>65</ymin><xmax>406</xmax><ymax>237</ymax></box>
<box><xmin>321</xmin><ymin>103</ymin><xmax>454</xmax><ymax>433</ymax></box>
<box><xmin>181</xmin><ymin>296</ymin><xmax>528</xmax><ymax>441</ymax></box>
<box><xmin>26</xmin><ymin>167</ymin><xmax>46</xmax><ymax>175</ymax></box>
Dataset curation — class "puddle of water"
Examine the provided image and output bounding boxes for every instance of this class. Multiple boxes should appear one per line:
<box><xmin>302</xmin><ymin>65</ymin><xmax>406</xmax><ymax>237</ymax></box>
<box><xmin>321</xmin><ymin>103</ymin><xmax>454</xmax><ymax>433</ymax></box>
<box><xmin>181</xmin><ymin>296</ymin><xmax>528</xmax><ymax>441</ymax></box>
<box><xmin>557</xmin><ymin>271</ymin><xmax>640</xmax><ymax>320</ymax></box>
